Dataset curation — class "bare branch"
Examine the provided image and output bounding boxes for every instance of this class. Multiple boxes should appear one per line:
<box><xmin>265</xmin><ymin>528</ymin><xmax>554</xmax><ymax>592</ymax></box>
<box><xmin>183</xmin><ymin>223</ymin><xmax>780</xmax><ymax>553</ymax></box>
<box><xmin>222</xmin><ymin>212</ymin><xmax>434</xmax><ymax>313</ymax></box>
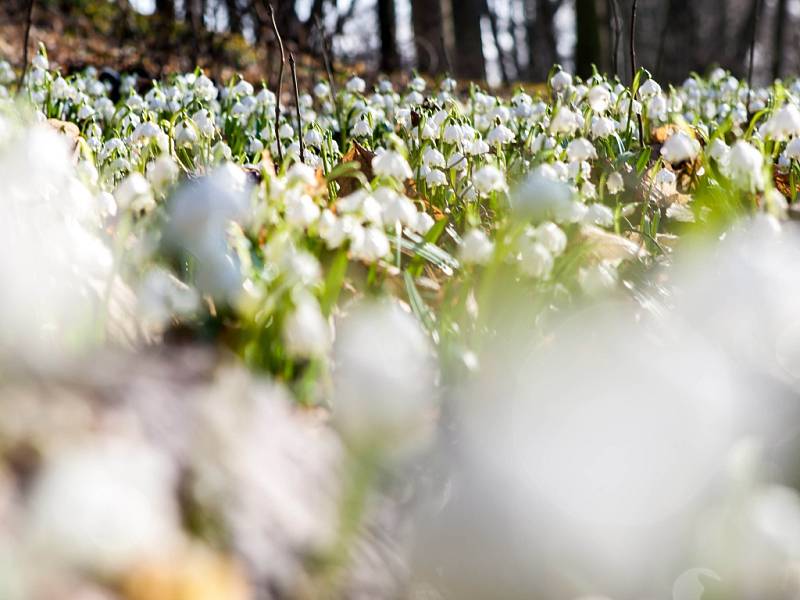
<box><xmin>18</xmin><ymin>0</ymin><xmax>35</xmax><ymax>96</ymax></box>
<box><xmin>267</xmin><ymin>2</ymin><xmax>286</xmax><ymax>165</ymax></box>
<box><xmin>289</xmin><ymin>53</ymin><xmax>305</xmax><ymax>164</ymax></box>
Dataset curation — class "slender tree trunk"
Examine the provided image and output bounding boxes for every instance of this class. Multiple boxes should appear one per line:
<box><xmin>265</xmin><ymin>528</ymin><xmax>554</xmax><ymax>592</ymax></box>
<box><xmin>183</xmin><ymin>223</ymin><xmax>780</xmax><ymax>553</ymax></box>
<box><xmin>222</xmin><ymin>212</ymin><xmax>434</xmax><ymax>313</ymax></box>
<box><xmin>658</xmin><ymin>0</ymin><xmax>693</xmax><ymax>84</ymax></box>
<box><xmin>412</xmin><ymin>0</ymin><xmax>447</xmax><ymax>74</ymax></box>
<box><xmin>453</xmin><ymin>0</ymin><xmax>486</xmax><ymax>79</ymax></box>
<box><xmin>378</xmin><ymin>0</ymin><xmax>400</xmax><ymax>72</ymax></box>
<box><xmin>155</xmin><ymin>0</ymin><xmax>174</xmax><ymax>20</ymax></box>
<box><xmin>224</xmin><ymin>0</ymin><xmax>242</xmax><ymax>34</ymax></box>
<box><xmin>524</xmin><ymin>0</ymin><xmax>558</xmax><ymax>81</ymax></box>
<box><xmin>773</xmin><ymin>0</ymin><xmax>789</xmax><ymax>79</ymax></box>
<box><xmin>575</xmin><ymin>0</ymin><xmax>601</xmax><ymax>78</ymax></box>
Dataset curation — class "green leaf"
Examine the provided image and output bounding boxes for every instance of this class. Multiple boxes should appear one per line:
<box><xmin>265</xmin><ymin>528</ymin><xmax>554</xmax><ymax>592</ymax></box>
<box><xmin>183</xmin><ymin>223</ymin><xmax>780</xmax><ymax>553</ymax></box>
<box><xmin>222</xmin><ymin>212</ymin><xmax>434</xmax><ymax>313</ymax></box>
<box><xmin>321</xmin><ymin>250</ymin><xmax>348</xmax><ymax>316</ymax></box>
<box><xmin>404</xmin><ymin>271</ymin><xmax>435</xmax><ymax>333</ymax></box>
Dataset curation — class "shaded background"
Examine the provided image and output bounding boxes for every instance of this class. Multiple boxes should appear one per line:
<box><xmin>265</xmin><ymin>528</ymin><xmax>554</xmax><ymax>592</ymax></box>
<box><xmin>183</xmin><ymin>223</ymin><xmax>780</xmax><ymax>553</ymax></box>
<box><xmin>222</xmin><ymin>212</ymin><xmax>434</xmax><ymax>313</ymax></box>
<box><xmin>1</xmin><ymin>0</ymin><xmax>798</xmax><ymax>87</ymax></box>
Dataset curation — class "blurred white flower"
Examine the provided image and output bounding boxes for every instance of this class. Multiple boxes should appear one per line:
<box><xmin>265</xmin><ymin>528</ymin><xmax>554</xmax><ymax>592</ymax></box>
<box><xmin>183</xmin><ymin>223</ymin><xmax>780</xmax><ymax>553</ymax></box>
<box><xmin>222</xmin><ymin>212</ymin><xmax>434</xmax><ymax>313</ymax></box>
<box><xmin>725</xmin><ymin>140</ymin><xmax>765</xmax><ymax>192</ymax></box>
<box><xmin>283</xmin><ymin>294</ymin><xmax>331</xmax><ymax>358</ymax></box>
<box><xmin>332</xmin><ymin>300</ymin><xmax>435</xmax><ymax>448</ymax></box>
<box><xmin>473</xmin><ymin>165</ymin><xmax>507</xmax><ymax>195</ymax></box>
<box><xmin>372</xmin><ymin>149</ymin><xmax>413</xmax><ymax>180</ymax></box>
<box><xmin>27</xmin><ymin>436</ymin><xmax>181</xmax><ymax>576</ymax></box>
<box><xmin>661</xmin><ymin>131</ymin><xmax>701</xmax><ymax>164</ymax></box>
<box><xmin>607</xmin><ymin>172</ymin><xmax>624</xmax><ymax>194</ymax></box>
<box><xmin>460</xmin><ymin>229</ymin><xmax>494</xmax><ymax>265</ymax></box>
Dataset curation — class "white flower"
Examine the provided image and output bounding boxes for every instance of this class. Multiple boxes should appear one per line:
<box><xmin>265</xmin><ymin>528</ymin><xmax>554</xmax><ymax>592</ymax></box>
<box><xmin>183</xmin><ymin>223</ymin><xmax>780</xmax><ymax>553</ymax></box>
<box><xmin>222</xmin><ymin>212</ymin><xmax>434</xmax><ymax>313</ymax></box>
<box><xmin>607</xmin><ymin>172</ymin><xmax>625</xmax><ymax>195</ymax></box>
<box><xmin>459</xmin><ymin>229</ymin><xmax>494</xmax><ymax>265</ymax></box>
<box><xmin>233</xmin><ymin>78</ymin><xmax>254</xmax><ymax>96</ymax></box>
<box><xmin>351</xmin><ymin>117</ymin><xmax>372</xmax><ymax>137</ymax></box>
<box><xmin>287</xmin><ymin>162</ymin><xmax>318</xmax><ymax>187</ymax></box>
<box><xmin>313</xmin><ymin>81</ymin><xmax>330</xmax><ymax>98</ymax></box>
<box><xmin>512</xmin><ymin>171</ymin><xmax>574</xmax><ymax>221</ymax></box>
<box><xmin>284</xmin><ymin>294</ymin><xmax>331</xmax><ymax>358</ymax></box>
<box><xmin>174</xmin><ymin>120</ymin><xmax>197</xmax><ymax>146</ymax></box>
<box><xmin>304</xmin><ymin>128</ymin><xmax>324</xmax><ymax>148</ymax></box>
<box><xmin>377</xmin><ymin>188</ymin><xmax>417</xmax><ymax>228</ymax></box>
<box><xmin>346</xmin><ymin>76</ymin><xmax>366</xmax><ymax>93</ymax></box>
<box><xmin>725</xmin><ymin>140</ymin><xmax>765</xmax><ymax>191</ymax></box>
<box><xmin>566</xmin><ymin>138</ymin><xmax>597</xmax><ymax>162</ymax></box>
<box><xmin>487</xmin><ymin>124</ymin><xmax>515</xmax><ymax>145</ymax></box>
<box><xmin>285</xmin><ymin>191</ymin><xmax>321</xmax><ymax>228</ymax></box>
<box><xmin>534</xmin><ymin>222</ymin><xmax>567</xmax><ymax>256</ymax></box>
<box><xmin>147</xmin><ymin>155</ymin><xmax>179</xmax><ymax>190</ymax></box>
<box><xmin>638</xmin><ymin>78</ymin><xmax>662</xmax><ymax>98</ymax></box>
<box><xmin>709</xmin><ymin>138</ymin><xmax>730</xmax><ymax>163</ymax></box>
<box><xmin>131</xmin><ymin>121</ymin><xmax>161</xmax><ymax>144</ymax></box>
<box><xmin>278</xmin><ymin>123</ymin><xmax>294</xmax><ymax>139</ymax></box>
<box><xmin>318</xmin><ymin>210</ymin><xmax>348</xmax><ymax>249</ymax></box>
<box><xmin>332</xmin><ymin>300</ymin><xmax>435</xmax><ymax>448</ymax></box>
<box><xmin>550</xmin><ymin>107</ymin><xmax>580</xmax><ymax>135</ymax></box>
<box><xmin>660</xmin><ymin>131</ymin><xmax>700</xmax><ymax>164</ymax></box>
<box><xmin>352</xmin><ymin>226</ymin><xmax>390</xmax><ymax>262</ymax></box>
<box><xmin>115</xmin><ymin>172</ymin><xmax>154</xmax><ymax>212</ymax></box>
<box><xmin>372</xmin><ymin>149</ymin><xmax>413</xmax><ymax>180</ymax></box>
<box><xmin>588</xmin><ymin>85</ymin><xmax>611</xmax><ymax>112</ymax></box>
<box><xmin>414</xmin><ymin>212</ymin><xmax>436</xmax><ymax>235</ymax></box>
<box><xmin>443</xmin><ymin>123</ymin><xmax>465</xmax><ymax>144</ymax></box>
<box><xmin>591</xmin><ymin>116</ymin><xmax>616</xmax><ymax>139</ymax></box>
<box><xmin>551</xmin><ymin>70</ymin><xmax>573</xmax><ymax>92</ymax></box>
<box><xmin>760</xmin><ymin>104</ymin><xmax>800</xmax><ymax>141</ymax></box>
<box><xmin>473</xmin><ymin>165</ymin><xmax>506</xmax><ymax>195</ymax></box>
<box><xmin>423</xmin><ymin>147</ymin><xmax>446</xmax><ymax>168</ymax></box>
<box><xmin>191</xmin><ymin>109</ymin><xmax>215</xmax><ymax>136</ymax></box>
<box><xmin>466</xmin><ymin>138</ymin><xmax>490</xmax><ymax>156</ymax></box>
<box><xmin>519</xmin><ymin>239</ymin><xmax>554</xmax><ymax>279</ymax></box>
<box><xmin>425</xmin><ymin>168</ymin><xmax>448</xmax><ymax>187</ymax></box>
<box><xmin>28</xmin><ymin>437</ymin><xmax>181</xmax><ymax>576</ymax></box>
<box><xmin>786</xmin><ymin>138</ymin><xmax>800</xmax><ymax>160</ymax></box>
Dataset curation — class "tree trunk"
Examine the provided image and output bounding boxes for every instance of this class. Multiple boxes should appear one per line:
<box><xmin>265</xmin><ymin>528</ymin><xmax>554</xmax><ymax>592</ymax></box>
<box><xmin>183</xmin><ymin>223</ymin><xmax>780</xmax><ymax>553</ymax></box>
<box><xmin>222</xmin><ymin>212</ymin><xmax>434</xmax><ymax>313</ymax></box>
<box><xmin>412</xmin><ymin>0</ymin><xmax>447</xmax><ymax>74</ymax></box>
<box><xmin>155</xmin><ymin>0</ymin><xmax>174</xmax><ymax>21</ymax></box>
<box><xmin>453</xmin><ymin>0</ymin><xmax>486</xmax><ymax>80</ymax></box>
<box><xmin>524</xmin><ymin>0</ymin><xmax>559</xmax><ymax>82</ymax></box>
<box><xmin>378</xmin><ymin>0</ymin><xmax>400</xmax><ymax>73</ymax></box>
<box><xmin>658</xmin><ymin>0</ymin><xmax>694</xmax><ymax>84</ymax></box>
<box><xmin>575</xmin><ymin>0</ymin><xmax>601</xmax><ymax>78</ymax></box>
<box><xmin>773</xmin><ymin>0</ymin><xmax>789</xmax><ymax>79</ymax></box>
<box><xmin>224</xmin><ymin>0</ymin><xmax>242</xmax><ymax>35</ymax></box>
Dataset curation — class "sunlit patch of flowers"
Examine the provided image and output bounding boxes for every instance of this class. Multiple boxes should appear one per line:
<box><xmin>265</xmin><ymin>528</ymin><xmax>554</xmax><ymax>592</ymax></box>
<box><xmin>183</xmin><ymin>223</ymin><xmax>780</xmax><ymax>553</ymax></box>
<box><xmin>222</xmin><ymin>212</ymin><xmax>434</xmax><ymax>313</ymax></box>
<box><xmin>2</xmin><ymin>46</ymin><xmax>800</xmax><ymax>390</ymax></box>
<box><xmin>5</xmin><ymin>41</ymin><xmax>800</xmax><ymax>598</ymax></box>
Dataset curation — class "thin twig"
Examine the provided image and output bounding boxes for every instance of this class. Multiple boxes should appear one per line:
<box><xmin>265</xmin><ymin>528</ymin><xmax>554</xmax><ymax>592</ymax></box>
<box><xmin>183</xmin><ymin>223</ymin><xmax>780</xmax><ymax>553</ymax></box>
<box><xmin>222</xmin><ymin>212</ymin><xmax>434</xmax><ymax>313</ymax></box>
<box><xmin>629</xmin><ymin>0</ymin><xmax>638</xmax><ymax>83</ymax></box>
<box><xmin>267</xmin><ymin>2</ymin><xmax>285</xmax><ymax>164</ymax></box>
<box><xmin>747</xmin><ymin>0</ymin><xmax>761</xmax><ymax>112</ymax></box>
<box><xmin>313</xmin><ymin>14</ymin><xmax>337</xmax><ymax>101</ymax></box>
<box><xmin>18</xmin><ymin>0</ymin><xmax>35</xmax><ymax>95</ymax></box>
<box><xmin>289</xmin><ymin>53</ymin><xmax>305</xmax><ymax>164</ymax></box>
<box><xmin>629</xmin><ymin>0</ymin><xmax>644</xmax><ymax>145</ymax></box>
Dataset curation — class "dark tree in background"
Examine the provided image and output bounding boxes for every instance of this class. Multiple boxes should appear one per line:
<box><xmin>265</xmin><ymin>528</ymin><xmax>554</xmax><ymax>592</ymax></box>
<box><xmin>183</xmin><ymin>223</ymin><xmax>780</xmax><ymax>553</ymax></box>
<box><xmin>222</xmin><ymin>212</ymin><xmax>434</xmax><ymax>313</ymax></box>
<box><xmin>377</xmin><ymin>0</ymin><xmax>400</xmax><ymax>73</ymax></box>
<box><xmin>411</xmin><ymin>0</ymin><xmax>447</xmax><ymax>74</ymax></box>
<box><xmin>525</xmin><ymin>0</ymin><xmax>560</xmax><ymax>81</ymax></box>
<box><xmin>575</xmin><ymin>0</ymin><xmax>601</xmax><ymax>79</ymax></box>
<box><xmin>452</xmin><ymin>0</ymin><xmax>486</xmax><ymax>80</ymax></box>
